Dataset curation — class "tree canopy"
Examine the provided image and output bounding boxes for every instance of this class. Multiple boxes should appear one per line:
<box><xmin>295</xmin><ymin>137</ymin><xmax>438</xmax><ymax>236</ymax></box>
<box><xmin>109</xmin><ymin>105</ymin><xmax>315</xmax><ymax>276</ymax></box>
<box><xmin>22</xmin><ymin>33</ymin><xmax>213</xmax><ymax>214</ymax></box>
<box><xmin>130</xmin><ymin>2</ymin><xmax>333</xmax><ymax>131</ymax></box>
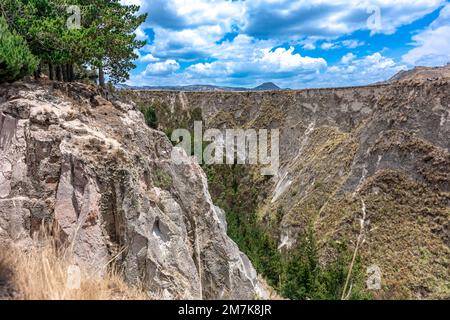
<box><xmin>0</xmin><ymin>0</ymin><xmax>147</xmax><ymax>85</ymax></box>
<box><xmin>0</xmin><ymin>16</ymin><xmax>38</xmax><ymax>83</ymax></box>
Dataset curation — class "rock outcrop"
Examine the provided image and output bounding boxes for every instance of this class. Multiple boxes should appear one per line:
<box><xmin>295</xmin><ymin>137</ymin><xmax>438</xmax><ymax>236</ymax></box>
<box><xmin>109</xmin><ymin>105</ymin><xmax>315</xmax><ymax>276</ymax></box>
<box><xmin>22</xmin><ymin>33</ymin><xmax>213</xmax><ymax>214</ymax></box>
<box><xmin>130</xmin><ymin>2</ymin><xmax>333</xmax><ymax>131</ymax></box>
<box><xmin>386</xmin><ymin>63</ymin><xmax>450</xmax><ymax>83</ymax></box>
<box><xmin>0</xmin><ymin>81</ymin><xmax>267</xmax><ymax>299</ymax></box>
<box><xmin>128</xmin><ymin>75</ymin><xmax>450</xmax><ymax>299</ymax></box>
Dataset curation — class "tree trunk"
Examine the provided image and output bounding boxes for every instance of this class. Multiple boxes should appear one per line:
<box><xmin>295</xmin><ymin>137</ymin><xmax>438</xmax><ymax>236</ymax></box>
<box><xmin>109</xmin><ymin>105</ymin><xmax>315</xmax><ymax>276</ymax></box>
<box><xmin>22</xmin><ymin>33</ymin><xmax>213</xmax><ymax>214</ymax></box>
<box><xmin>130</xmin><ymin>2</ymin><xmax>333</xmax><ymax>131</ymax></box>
<box><xmin>66</xmin><ymin>64</ymin><xmax>71</xmax><ymax>82</ymax></box>
<box><xmin>69</xmin><ymin>64</ymin><xmax>75</xmax><ymax>82</ymax></box>
<box><xmin>48</xmin><ymin>63</ymin><xmax>54</xmax><ymax>80</ymax></box>
<box><xmin>62</xmin><ymin>64</ymin><xmax>68</xmax><ymax>82</ymax></box>
<box><xmin>34</xmin><ymin>64</ymin><xmax>41</xmax><ymax>80</ymax></box>
<box><xmin>56</xmin><ymin>65</ymin><xmax>62</xmax><ymax>81</ymax></box>
<box><xmin>59</xmin><ymin>66</ymin><xmax>63</xmax><ymax>81</ymax></box>
<box><xmin>98</xmin><ymin>66</ymin><xmax>105</xmax><ymax>87</ymax></box>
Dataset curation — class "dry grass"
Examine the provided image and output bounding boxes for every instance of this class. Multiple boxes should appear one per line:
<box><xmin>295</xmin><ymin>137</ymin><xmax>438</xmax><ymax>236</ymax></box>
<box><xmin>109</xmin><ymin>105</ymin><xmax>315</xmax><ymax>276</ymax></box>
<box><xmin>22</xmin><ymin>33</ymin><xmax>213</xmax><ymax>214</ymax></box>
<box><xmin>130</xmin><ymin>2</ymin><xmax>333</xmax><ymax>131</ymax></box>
<box><xmin>0</xmin><ymin>239</ymin><xmax>148</xmax><ymax>300</ymax></box>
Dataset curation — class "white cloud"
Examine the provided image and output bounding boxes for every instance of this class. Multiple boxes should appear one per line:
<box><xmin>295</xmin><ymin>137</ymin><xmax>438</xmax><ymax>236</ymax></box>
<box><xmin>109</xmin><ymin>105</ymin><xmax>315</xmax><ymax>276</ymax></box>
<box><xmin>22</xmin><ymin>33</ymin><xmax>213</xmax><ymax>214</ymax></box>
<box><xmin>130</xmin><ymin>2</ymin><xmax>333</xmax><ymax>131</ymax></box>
<box><xmin>134</xmin><ymin>26</ymin><xmax>148</xmax><ymax>41</ymax></box>
<box><xmin>341</xmin><ymin>40</ymin><xmax>365</xmax><ymax>49</ymax></box>
<box><xmin>258</xmin><ymin>47</ymin><xmax>327</xmax><ymax>72</ymax></box>
<box><xmin>141</xmin><ymin>0</ymin><xmax>445</xmax><ymax>64</ymax></box>
<box><xmin>185</xmin><ymin>44</ymin><xmax>326</xmax><ymax>80</ymax></box>
<box><xmin>140</xmin><ymin>54</ymin><xmax>159</xmax><ymax>62</ymax></box>
<box><xmin>321</xmin><ymin>42</ymin><xmax>337</xmax><ymax>50</ymax></box>
<box><xmin>321</xmin><ymin>39</ymin><xmax>364</xmax><ymax>50</ymax></box>
<box><xmin>130</xmin><ymin>51</ymin><xmax>406</xmax><ymax>88</ymax></box>
<box><xmin>143</xmin><ymin>60</ymin><xmax>180</xmax><ymax>76</ymax></box>
<box><xmin>321</xmin><ymin>52</ymin><xmax>406</xmax><ymax>87</ymax></box>
<box><xmin>402</xmin><ymin>3</ymin><xmax>450</xmax><ymax>66</ymax></box>
<box><xmin>302</xmin><ymin>42</ymin><xmax>316</xmax><ymax>50</ymax></box>
<box><xmin>243</xmin><ymin>0</ymin><xmax>445</xmax><ymax>38</ymax></box>
<box><xmin>361</xmin><ymin>52</ymin><xmax>398</xmax><ymax>72</ymax></box>
<box><xmin>341</xmin><ymin>53</ymin><xmax>356</xmax><ymax>64</ymax></box>
<box><xmin>146</xmin><ymin>25</ymin><xmax>225</xmax><ymax>61</ymax></box>
<box><xmin>127</xmin><ymin>0</ymin><xmax>447</xmax><ymax>88</ymax></box>
<box><xmin>120</xmin><ymin>0</ymin><xmax>142</xmax><ymax>6</ymax></box>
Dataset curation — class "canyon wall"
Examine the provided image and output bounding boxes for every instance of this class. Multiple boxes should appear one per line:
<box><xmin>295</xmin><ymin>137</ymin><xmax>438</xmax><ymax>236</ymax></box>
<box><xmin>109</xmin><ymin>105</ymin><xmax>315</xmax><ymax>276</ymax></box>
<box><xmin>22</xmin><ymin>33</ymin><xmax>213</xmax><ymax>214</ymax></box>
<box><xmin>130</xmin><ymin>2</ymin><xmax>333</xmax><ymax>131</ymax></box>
<box><xmin>129</xmin><ymin>78</ymin><xmax>450</xmax><ymax>299</ymax></box>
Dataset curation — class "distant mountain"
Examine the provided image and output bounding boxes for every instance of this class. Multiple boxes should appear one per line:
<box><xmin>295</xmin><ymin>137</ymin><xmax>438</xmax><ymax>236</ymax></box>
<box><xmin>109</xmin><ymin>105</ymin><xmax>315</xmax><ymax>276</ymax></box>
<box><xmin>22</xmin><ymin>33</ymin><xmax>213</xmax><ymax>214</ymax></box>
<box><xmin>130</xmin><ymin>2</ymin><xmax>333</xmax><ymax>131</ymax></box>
<box><xmin>253</xmin><ymin>82</ymin><xmax>281</xmax><ymax>91</ymax></box>
<box><xmin>118</xmin><ymin>82</ymin><xmax>282</xmax><ymax>92</ymax></box>
<box><xmin>386</xmin><ymin>64</ymin><xmax>450</xmax><ymax>83</ymax></box>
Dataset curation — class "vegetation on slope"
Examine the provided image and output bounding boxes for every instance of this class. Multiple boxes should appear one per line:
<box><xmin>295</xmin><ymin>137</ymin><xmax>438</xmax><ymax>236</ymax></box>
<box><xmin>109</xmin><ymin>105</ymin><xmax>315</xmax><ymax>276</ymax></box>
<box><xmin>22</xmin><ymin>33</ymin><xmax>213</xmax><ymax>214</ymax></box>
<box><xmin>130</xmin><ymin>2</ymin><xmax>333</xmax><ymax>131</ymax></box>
<box><xmin>0</xmin><ymin>16</ymin><xmax>38</xmax><ymax>83</ymax></box>
<box><xmin>135</xmin><ymin>103</ymin><xmax>372</xmax><ymax>300</ymax></box>
<box><xmin>206</xmin><ymin>164</ymin><xmax>370</xmax><ymax>300</ymax></box>
<box><xmin>131</xmin><ymin>74</ymin><xmax>450</xmax><ymax>300</ymax></box>
<box><xmin>0</xmin><ymin>238</ymin><xmax>147</xmax><ymax>300</ymax></box>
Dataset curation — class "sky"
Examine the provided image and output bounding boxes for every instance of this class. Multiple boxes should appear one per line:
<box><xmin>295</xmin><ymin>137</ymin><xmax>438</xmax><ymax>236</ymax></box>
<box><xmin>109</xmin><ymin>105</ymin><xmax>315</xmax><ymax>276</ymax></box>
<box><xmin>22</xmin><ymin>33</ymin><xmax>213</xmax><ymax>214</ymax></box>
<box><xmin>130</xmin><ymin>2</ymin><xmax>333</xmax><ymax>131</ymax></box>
<box><xmin>121</xmin><ymin>0</ymin><xmax>450</xmax><ymax>89</ymax></box>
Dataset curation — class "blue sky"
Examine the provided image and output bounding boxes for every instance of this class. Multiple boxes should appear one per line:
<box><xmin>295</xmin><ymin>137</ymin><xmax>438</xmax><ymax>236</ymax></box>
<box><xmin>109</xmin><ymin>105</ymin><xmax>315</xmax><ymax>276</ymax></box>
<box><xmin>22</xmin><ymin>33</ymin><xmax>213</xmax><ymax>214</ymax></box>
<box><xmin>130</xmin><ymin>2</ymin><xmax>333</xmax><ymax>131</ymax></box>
<box><xmin>121</xmin><ymin>0</ymin><xmax>450</xmax><ymax>88</ymax></box>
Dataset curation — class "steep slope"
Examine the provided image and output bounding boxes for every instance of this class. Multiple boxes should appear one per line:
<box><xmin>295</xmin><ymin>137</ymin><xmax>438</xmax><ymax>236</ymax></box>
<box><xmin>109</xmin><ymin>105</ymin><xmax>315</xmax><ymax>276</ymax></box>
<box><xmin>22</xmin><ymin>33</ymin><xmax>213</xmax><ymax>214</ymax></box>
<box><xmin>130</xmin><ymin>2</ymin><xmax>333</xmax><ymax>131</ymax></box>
<box><xmin>0</xmin><ymin>81</ymin><xmax>267</xmax><ymax>299</ymax></box>
<box><xmin>387</xmin><ymin>64</ymin><xmax>450</xmax><ymax>83</ymax></box>
<box><xmin>129</xmin><ymin>76</ymin><xmax>450</xmax><ymax>299</ymax></box>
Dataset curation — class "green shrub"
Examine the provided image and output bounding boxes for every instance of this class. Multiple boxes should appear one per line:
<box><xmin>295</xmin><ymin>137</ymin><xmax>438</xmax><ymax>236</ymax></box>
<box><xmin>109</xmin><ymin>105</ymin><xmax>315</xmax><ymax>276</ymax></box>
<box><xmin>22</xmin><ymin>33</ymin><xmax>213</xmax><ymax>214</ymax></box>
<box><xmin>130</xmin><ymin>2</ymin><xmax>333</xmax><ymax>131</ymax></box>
<box><xmin>0</xmin><ymin>17</ymin><xmax>38</xmax><ymax>83</ymax></box>
<box><xmin>141</xmin><ymin>106</ymin><xmax>159</xmax><ymax>129</ymax></box>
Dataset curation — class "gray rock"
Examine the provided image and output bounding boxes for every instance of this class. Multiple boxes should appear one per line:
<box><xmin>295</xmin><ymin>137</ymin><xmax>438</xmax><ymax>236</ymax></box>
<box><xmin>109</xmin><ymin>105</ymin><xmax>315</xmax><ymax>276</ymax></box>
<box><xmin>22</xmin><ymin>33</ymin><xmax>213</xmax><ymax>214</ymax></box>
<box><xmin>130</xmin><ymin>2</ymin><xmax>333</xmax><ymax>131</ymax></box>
<box><xmin>0</xmin><ymin>82</ymin><xmax>267</xmax><ymax>300</ymax></box>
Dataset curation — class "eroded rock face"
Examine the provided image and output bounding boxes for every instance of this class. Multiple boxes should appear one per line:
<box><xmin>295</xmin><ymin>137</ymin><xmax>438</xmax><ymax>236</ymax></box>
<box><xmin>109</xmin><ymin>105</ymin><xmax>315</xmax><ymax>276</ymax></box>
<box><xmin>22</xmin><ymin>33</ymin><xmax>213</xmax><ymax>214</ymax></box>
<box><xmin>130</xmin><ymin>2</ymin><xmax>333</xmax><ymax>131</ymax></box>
<box><xmin>130</xmin><ymin>77</ymin><xmax>450</xmax><ymax>299</ymax></box>
<box><xmin>0</xmin><ymin>81</ymin><xmax>267</xmax><ymax>299</ymax></box>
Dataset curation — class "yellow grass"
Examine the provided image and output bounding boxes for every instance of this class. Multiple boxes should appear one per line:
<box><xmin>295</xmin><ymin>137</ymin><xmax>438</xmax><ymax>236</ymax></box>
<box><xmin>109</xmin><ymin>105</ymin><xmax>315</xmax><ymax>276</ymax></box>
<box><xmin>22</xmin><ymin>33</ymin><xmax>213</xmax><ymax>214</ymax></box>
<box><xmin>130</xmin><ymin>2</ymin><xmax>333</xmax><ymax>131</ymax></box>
<box><xmin>0</xmin><ymin>239</ymin><xmax>148</xmax><ymax>300</ymax></box>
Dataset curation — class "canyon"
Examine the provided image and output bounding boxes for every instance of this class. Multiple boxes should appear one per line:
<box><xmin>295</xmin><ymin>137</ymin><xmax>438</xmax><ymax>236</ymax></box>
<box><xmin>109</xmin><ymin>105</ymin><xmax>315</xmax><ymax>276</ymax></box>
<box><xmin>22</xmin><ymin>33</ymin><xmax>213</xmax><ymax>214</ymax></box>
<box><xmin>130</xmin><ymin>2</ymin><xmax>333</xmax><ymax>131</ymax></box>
<box><xmin>127</xmin><ymin>73</ymin><xmax>450</xmax><ymax>299</ymax></box>
<box><xmin>0</xmin><ymin>68</ymin><xmax>449</xmax><ymax>299</ymax></box>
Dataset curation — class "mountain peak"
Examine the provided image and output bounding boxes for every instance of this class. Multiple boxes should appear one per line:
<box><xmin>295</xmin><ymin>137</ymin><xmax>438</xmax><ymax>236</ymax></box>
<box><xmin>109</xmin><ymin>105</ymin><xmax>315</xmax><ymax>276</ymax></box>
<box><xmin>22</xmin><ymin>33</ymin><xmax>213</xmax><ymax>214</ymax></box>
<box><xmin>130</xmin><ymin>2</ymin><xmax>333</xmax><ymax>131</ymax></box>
<box><xmin>253</xmin><ymin>82</ymin><xmax>281</xmax><ymax>91</ymax></box>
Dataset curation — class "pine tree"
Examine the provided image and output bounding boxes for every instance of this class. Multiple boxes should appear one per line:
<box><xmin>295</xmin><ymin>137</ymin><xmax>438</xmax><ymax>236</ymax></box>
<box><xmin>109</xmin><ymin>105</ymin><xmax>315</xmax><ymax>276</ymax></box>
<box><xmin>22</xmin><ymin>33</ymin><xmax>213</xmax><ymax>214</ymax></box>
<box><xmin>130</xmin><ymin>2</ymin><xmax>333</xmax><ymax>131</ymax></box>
<box><xmin>1</xmin><ymin>0</ymin><xmax>147</xmax><ymax>84</ymax></box>
<box><xmin>86</xmin><ymin>1</ymin><xmax>147</xmax><ymax>85</ymax></box>
<box><xmin>0</xmin><ymin>16</ymin><xmax>38</xmax><ymax>83</ymax></box>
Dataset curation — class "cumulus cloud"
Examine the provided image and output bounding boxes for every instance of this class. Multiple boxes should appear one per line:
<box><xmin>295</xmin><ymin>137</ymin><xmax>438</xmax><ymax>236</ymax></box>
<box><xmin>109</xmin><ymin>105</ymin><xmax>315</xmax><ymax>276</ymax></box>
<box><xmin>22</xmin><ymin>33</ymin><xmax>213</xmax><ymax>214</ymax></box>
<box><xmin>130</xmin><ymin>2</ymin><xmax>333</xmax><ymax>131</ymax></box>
<box><xmin>341</xmin><ymin>40</ymin><xmax>365</xmax><ymax>49</ymax></box>
<box><xmin>242</xmin><ymin>0</ymin><xmax>444</xmax><ymax>38</ymax></box>
<box><xmin>323</xmin><ymin>52</ymin><xmax>406</xmax><ymax>87</ymax></box>
<box><xmin>185</xmin><ymin>45</ymin><xmax>326</xmax><ymax>81</ymax></box>
<box><xmin>402</xmin><ymin>3</ymin><xmax>450</xmax><ymax>66</ymax></box>
<box><xmin>125</xmin><ymin>0</ymin><xmax>448</xmax><ymax>87</ymax></box>
<box><xmin>258</xmin><ymin>47</ymin><xmax>327</xmax><ymax>72</ymax></box>
<box><xmin>341</xmin><ymin>53</ymin><xmax>356</xmax><ymax>64</ymax></box>
<box><xmin>145</xmin><ymin>25</ymin><xmax>225</xmax><ymax>61</ymax></box>
<box><xmin>134</xmin><ymin>26</ymin><xmax>148</xmax><ymax>41</ymax></box>
<box><xmin>144</xmin><ymin>0</ymin><xmax>244</xmax><ymax>30</ymax></box>
<box><xmin>319</xmin><ymin>40</ymin><xmax>364</xmax><ymax>50</ymax></box>
<box><xmin>120</xmin><ymin>0</ymin><xmax>142</xmax><ymax>6</ymax></box>
<box><xmin>302</xmin><ymin>42</ymin><xmax>316</xmax><ymax>50</ymax></box>
<box><xmin>143</xmin><ymin>60</ymin><xmax>180</xmax><ymax>76</ymax></box>
<box><xmin>321</xmin><ymin>42</ymin><xmax>337</xmax><ymax>50</ymax></box>
<box><xmin>141</xmin><ymin>0</ymin><xmax>444</xmax><ymax>64</ymax></box>
<box><xmin>140</xmin><ymin>54</ymin><xmax>159</xmax><ymax>62</ymax></box>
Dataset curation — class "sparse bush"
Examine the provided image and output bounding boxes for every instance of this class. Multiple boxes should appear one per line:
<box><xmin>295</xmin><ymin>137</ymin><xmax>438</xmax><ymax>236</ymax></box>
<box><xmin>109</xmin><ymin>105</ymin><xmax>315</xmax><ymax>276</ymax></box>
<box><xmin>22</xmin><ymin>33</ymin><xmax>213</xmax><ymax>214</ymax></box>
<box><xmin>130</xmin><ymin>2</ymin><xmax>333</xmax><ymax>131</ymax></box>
<box><xmin>153</xmin><ymin>168</ymin><xmax>173</xmax><ymax>189</ymax></box>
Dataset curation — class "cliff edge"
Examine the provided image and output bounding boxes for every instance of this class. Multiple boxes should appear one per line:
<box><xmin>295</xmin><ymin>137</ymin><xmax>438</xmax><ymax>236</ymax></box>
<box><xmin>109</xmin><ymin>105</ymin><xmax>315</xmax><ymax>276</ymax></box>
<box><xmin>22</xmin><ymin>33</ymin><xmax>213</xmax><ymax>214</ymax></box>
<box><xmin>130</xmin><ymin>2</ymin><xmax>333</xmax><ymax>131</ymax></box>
<box><xmin>0</xmin><ymin>81</ymin><xmax>267</xmax><ymax>299</ymax></box>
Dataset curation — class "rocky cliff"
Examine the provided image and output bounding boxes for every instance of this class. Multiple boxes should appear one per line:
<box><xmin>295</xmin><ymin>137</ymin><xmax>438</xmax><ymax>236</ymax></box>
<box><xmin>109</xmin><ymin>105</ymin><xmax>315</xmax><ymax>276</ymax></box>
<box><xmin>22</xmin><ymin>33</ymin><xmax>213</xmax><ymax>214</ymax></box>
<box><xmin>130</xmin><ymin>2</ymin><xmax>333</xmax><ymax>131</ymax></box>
<box><xmin>0</xmin><ymin>81</ymin><xmax>267</xmax><ymax>299</ymax></box>
<box><xmin>128</xmin><ymin>76</ymin><xmax>450</xmax><ymax>299</ymax></box>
